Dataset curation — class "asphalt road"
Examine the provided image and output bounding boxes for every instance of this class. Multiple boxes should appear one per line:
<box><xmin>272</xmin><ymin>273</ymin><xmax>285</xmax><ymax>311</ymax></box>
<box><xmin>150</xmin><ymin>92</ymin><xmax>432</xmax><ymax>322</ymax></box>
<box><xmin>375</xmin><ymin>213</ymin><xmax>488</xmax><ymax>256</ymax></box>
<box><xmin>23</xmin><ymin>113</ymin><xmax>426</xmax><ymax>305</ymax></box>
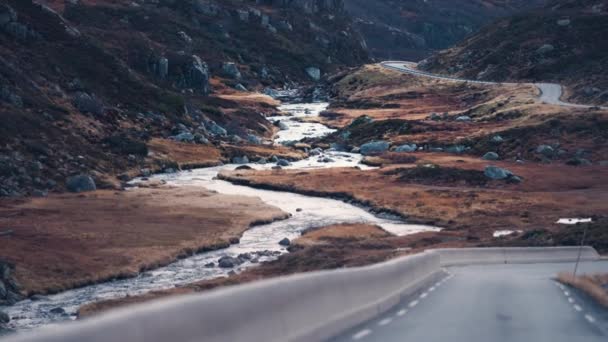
<box><xmin>330</xmin><ymin>261</ymin><xmax>608</xmax><ymax>342</ymax></box>
<box><xmin>381</xmin><ymin>62</ymin><xmax>607</xmax><ymax>110</ymax></box>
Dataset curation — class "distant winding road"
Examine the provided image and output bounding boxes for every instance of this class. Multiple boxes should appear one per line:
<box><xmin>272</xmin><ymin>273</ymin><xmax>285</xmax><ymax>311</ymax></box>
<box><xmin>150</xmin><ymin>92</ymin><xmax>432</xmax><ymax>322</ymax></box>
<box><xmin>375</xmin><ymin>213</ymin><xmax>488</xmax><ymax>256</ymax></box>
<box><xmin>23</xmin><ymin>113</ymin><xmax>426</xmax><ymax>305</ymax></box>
<box><xmin>381</xmin><ymin>61</ymin><xmax>607</xmax><ymax>110</ymax></box>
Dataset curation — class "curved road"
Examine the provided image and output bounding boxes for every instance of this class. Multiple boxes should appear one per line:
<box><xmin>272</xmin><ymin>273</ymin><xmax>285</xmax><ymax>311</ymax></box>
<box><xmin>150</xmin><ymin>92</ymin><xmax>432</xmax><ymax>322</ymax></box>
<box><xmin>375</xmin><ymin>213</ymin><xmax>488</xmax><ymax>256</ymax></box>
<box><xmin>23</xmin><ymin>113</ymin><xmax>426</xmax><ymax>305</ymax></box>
<box><xmin>331</xmin><ymin>260</ymin><xmax>608</xmax><ymax>342</ymax></box>
<box><xmin>381</xmin><ymin>61</ymin><xmax>607</xmax><ymax>110</ymax></box>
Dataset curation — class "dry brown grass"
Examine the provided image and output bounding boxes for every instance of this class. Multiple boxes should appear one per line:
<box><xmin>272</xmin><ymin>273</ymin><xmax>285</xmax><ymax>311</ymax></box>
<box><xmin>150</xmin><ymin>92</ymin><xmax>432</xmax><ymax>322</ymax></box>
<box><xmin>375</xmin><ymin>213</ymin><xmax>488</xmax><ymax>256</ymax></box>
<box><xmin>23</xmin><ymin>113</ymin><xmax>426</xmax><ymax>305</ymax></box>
<box><xmin>294</xmin><ymin>224</ymin><xmax>392</xmax><ymax>246</ymax></box>
<box><xmin>557</xmin><ymin>272</ymin><xmax>608</xmax><ymax>308</ymax></box>
<box><xmin>147</xmin><ymin>138</ymin><xmax>223</xmax><ymax>168</ymax></box>
<box><xmin>0</xmin><ymin>187</ymin><xmax>288</xmax><ymax>295</ymax></box>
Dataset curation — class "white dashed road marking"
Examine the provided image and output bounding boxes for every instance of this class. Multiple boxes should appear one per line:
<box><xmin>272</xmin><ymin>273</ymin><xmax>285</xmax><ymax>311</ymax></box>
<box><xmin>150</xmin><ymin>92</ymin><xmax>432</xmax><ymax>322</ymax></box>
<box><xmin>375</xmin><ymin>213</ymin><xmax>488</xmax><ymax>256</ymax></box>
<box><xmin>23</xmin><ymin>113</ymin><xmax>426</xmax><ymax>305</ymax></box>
<box><xmin>408</xmin><ymin>300</ymin><xmax>419</xmax><ymax>308</ymax></box>
<box><xmin>396</xmin><ymin>309</ymin><xmax>407</xmax><ymax>317</ymax></box>
<box><xmin>585</xmin><ymin>315</ymin><xmax>596</xmax><ymax>324</ymax></box>
<box><xmin>352</xmin><ymin>329</ymin><xmax>372</xmax><ymax>340</ymax></box>
<box><xmin>378</xmin><ymin>318</ymin><xmax>392</xmax><ymax>326</ymax></box>
<box><xmin>573</xmin><ymin>305</ymin><xmax>582</xmax><ymax>312</ymax></box>
<box><xmin>568</xmin><ymin>298</ymin><xmax>574</xmax><ymax>304</ymax></box>
<box><xmin>420</xmin><ymin>292</ymin><xmax>428</xmax><ymax>299</ymax></box>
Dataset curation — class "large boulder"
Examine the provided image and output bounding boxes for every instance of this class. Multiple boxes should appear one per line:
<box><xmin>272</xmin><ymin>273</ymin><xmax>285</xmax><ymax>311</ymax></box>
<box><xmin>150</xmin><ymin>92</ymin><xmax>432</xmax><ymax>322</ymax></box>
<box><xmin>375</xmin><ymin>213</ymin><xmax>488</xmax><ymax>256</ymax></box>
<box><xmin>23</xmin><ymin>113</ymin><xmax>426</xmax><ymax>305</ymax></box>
<box><xmin>172</xmin><ymin>132</ymin><xmax>195</xmax><ymax>143</ymax></box>
<box><xmin>185</xmin><ymin>56</ymin><xmax>210</xmax><ymax>94</ymax></box>
<box><xmin>0</xmin><ymin>310</ymin><xmax>9</xmax><ymax>324</ymax></box>
<box><xmin>279</xmin><ymin>238</ymin><xmax>290</xmax><ymax>246</ymax></box>
<box><xmin>218</xmin><ymin>256</ymin><xmax>237</xmax><ymax>268</ymax></box>
<box><xmin>66</xmin><ymin>174</ymin><xmax>96</xmax><ymax>193</ymax></box>
<box><xmin>207</xmin><ymin>121</ymin><xmax>227</xmax><ymax>136</ymax></box>
<box><xmin>360</xmin><ymin>141</ymin><xmax>390</xmax><ymax>155</ymax></box>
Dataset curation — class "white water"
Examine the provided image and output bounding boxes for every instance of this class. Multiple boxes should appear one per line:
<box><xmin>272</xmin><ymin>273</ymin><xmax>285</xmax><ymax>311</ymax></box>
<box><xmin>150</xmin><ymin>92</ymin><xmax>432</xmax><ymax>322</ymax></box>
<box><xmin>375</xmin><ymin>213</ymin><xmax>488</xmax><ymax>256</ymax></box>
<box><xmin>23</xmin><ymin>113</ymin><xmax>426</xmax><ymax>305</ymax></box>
<box><xmin>1</xmin><ymin>101</ymin><xmax>440</xmax><ymax>332</ymax></box>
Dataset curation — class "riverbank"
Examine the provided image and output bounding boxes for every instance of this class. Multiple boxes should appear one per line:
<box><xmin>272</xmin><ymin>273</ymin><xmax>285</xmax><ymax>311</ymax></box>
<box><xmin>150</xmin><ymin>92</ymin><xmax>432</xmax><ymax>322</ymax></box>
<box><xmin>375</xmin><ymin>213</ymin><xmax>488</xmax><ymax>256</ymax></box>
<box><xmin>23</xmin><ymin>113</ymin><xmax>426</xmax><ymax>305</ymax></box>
<box><xmin>77</xmin><ymin>223</ymin><xmax>470</xmax><ymax>318</ymax></box>
<box><xmin>0</xmin><ymin>187</ymin><xmax>288</xmax><ymax>298</ymax></box>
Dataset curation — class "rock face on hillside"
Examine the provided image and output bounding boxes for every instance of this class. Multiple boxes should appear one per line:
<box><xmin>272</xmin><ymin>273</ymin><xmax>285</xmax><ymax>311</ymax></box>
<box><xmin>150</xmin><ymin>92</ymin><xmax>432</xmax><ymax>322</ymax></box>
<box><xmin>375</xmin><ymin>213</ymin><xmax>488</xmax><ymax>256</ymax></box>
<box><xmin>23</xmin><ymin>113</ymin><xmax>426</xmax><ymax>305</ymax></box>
<box><xmin>344</xmin><ymin>0</ymin><xmax>546</xmax><ymax>60</ymax></box>
<box><xmin>420</xmin><ymin>0</ymin><xmax>608</xmax><ymax>105</ymax></box>
<box><xmin>0</xmin><ymin>0</ymin><xmax>368</xmax><ymax>197</ymax></box>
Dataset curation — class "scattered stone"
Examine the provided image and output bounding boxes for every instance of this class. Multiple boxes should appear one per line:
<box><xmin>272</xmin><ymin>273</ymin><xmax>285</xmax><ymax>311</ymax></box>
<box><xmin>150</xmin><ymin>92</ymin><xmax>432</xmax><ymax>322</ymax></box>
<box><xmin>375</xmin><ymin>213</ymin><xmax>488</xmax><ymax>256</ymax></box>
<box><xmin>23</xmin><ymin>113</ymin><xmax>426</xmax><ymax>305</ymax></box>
<box><xmin>218</xmin><ymin>256</ymin><xmax>237</xmax><ymax>268</ymax></box>
<box><xmin>445</xmin><ymin>145</ymin><xmax>467</xmax><ymax>154</ymax></box>
<box><xmin>0</xmin><ymin>310</ymin><xmax>9</xmax><ymax>324</ymax></box>
<box><xmin>305</xmin><ymin>67</ymin><xmax>321</xmax><ymax>81</ymax></box>
<box><xmin>204</xmin><ymin>262</ymin><xmax>215</xmax><ymax>268</ymax></box>
<box><xmin>234</xmin><ymin>83</ymin><xmax>247</xmax><ymax>92</ymax></box>
<box><xmin>536</xmin><ymin>44</ymin><xmax>555</xmax><ymax>54</ymax></box>
<box><xmin>207</xmin><ymin>122</ymin><xmax>227</xmax><ymax>136</ymax></box>
<box><xmin>349</xmin><ymin>115</ymin><xmax>374</xmax><ymax>127</ymax></box>
<box><xmin>279</xmin><ymin>238</ymin><xmax>290</xmax><ymax>246</ymax></box>
<box><xmin>66</xmin><ymin>174</ymin><xmax>96</xmax><ymax>193</ymax></box>
<box><xmin>557</xmin><ymin>19</ymin><xmax>571</xmax><ymax>26</ymax></box>
<box><xmin>222</xmin><ymin>62</ymin><xmax>241</xmax><ymax>79</ymax></box>
<box><xmin>296</xmin><ymin>208</ymin><xmax>303</xmax><ymax>212</ymax></box>
<box><xmin>482</xmin><ymin>152</ymin><xmax>500</xmax><ymax>161</ymax></box>
<box><xmin>484</xmin><ymin>166</ymin><xmax>515</xmax><ymax>180</ymax></box>
<box><xmin>395</xmin><ymin>144</ymin><xmax>417</xmax><ymax>153</ymax></box>
<box><xmin>455</xmin><ymin>115</ymin><xmax>472</xmax><ymax>122</ymax></box>
<box><xmin>238</xmin><ymin>253</ymin><xmax>252</xmax><ymax>261</ymax></box>
<box><xmin>73</xmin><ymin>92</ymin><xmax>104</xmax><ymax>115</ymax></box>
<box><xmin>491</xmin><ymin>135</ymin><xmax>505</xmax><ymax>144</ymax></box>
<box><xmin>566</xmin><ymin>158</ymin><xmax>592</xmax><ymax>166</ymax></box>
<box><xmin>247</xmin><ymin>134</ymin><xmax>262</xmax><ymax>145</ymax></box>
<box><xmin>277</xmin><ymin>159</ymin><xmax>290</xmax><ymax>167</ymax></box>
<box><xmin>171</xmin><ymin>132</ymin><xmax>195</xmax><ymax>143</ymax></box>
<box><xmin>320</xmin><ymin>157</ymin><xmax>334</xmax><ymax>163</ymax></box>
<box><xmin>30</xmin><ymin>294</ymin><xmax>47</xmax><ymax>301</ymax></box>
<box><xmin>308</xmin><ymin>148</ymin><xmax>323</xmax><ymax>156</ymax></box>
<box><xmin>536</xmin><ymin>145</ymin><xmax>555</xmax><ymax>158</ymax></box>
<box><xmin>429</xmin><ymin>112</ymin><xmax>442</xmax><ymax>121</ymax></box>
<box><xmin>360</xmin><ymin>141</ymin><xmax>390</xmax><ymax>156</ymax></box>
<box><xmin>50</xmin><ymin>307</ymin><xmax>65</xmax><ymax>314</ymax></box>
<box><xmin>232</xmin><ymin>156</ymin><xmax>249</xmax><ymax>164</ymax></box>
<box><xmin>235</xmin><ymin>165</ymin><xmax>253</xmax><ymax>171</ymax></box>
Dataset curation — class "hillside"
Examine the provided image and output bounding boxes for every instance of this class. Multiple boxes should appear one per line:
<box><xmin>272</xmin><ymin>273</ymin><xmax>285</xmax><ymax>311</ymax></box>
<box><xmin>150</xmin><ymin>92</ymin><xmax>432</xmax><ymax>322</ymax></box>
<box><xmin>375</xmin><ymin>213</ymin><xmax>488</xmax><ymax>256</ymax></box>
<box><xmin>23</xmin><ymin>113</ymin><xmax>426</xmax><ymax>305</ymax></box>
<box><xmin>344</xmin><ymin>0</ymin><xmax>547</xmax><ymax>60</ymax></box>
<box><xmin>420</xmin><ymin>0</ymin><xmax>608</xmax><ymax>105</ymax></box>
<box><xmin>0</xmin><ymin>0</ymin><xmax>368</xmax><ymax>197</ymax></box>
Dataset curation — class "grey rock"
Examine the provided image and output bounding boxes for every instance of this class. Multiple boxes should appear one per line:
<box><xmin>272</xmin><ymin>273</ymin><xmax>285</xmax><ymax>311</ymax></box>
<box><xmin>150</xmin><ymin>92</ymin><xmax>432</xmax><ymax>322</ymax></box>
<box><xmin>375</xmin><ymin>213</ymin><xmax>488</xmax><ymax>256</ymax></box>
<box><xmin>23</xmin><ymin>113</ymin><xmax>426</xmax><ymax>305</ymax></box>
<box><xmin>184</xmin><ymin>55</ymin><xmax>210</xmax><ymax>94</ymax></box>
<box><xmin>172</xmin><ymin>132</ymin><xmax>195</xmax><ymax>143</ymax></box>
<box><xmin>360</xmin><ymin>141</ymin><xmax>390</xmax><ymax>156</ymax></box>
<box><xmin>0</xmin><ymin>281</ymin><xmax>5</xmax><ymax>298</ymax></box>
<box><xmin>428</xmin><ymin>112</ymin><xmax>442</xmax><ymax>121</ymax></box>
<box><xmin>50</xmin><ymin>307</ymin><xmax>65</xmax><ymax>314</ymax></box>
<box><xmin>158</xmin><ymin>57</ymin><xmax>169</xmax><ymax>79</ymax></box>
<box><xmin>30</xmin><ymin>294</ymin><xmax>47</xmax><ymax>301</ymax></box>
<box><xmin>279</xmin><ymin>238</ymin><xmax>290</xmax><ymax>246</ymax></box>
<box><xmin>305</xmin><ymin>67</ymin><xmax>321</xmax><ymax>81</ymax></box>
<box><xmin>222</xmin><ymin>62</ymin><xmax>241</xmax><ymax>79</ymax></box>
<box><xmin>0</xmin><ymin>5</ymin><xmax>17</xmax><ymax>26</ymax></box>
<box><xmin>309</xmin><ymin>148</ymin><xmax>323</xmax><ymax>156</ymax></box>
<box><xmin>557</xmin><ymin>19</ymin><xmax>571</xmax><ymax>26</ymax></box>
<box><xmin>349</xmin><ymin>115</ymin><xmax>374</xmax><ymax>127</ymax></box>
<box><xmin>232</xmin><ymin>156</ymin><xmax>249</xmax><ymax>164</ymax></box>
<box><xmin>482</xmin><ymin>152</ymin><xmax>500</xmax><ymax>161</ymax></box>
<box><xmin>247</xmin><ymin>134</ymin><xmax>262</xmax><ymax>145</ymax></box>
<box><xmin>566</xmin><ymin>158</ymin><xmax>592</xmax><ymax>166</ymax></box>
<box><xmin>0</xmin><ymin>310</ymin><xmax>9</xmax><ymax>324</ymax></box>
<box><xmin>395</xmin><ymin>144</ymin><xmax>417</xmax><ymax>153</ymax></box>
<box><xmin>270</xmin><ymin>155</ymin><xmax>279</xmax><ymax>163</ymax></box>
<box><xmin>178</xmin><ymin>31</ymin><xmax>192</xmax><ymax>44</ymax></box>
<box><xmin>207</xmin><ymin>122</ymin><xmax>227</xmax><ymax>136</ymax></box>
<box><xmin>204</xmin><ymin>262</ymin><xmax>215</xmax><ymax>268</ymax></box>
<box><xmin>455</xmin><ymin>115</ymin><xmax>472</xmax><ymax>122</ymax></box>
<box><xmin>235</xmin><ymin>83</ymin><xmax>247</xmax><ymax>92</ymax></box>
<box><xmin>66</xmin><ymin>174</ymin><xmax>96</xmax><ymax>193</ymax></box>
<box><xmin>491</xmin><ymin>135</ymin><xmax>505</xmax><ymax>143</ymax></box>
<box><xmin>277</xmin><ymin>159</ymin><xmax>291</xmax><ymax>167</ymax></box>
<box><xmin>276</xmin><ymin>121</ymin><xmax>289</xmax><ymax>130</ymax></box>
<box><xmin>536</xmin><ymin>44</ymin><xmax>555</xmax><ymax>54</ymax></box>
<box><xmin>536</xmin><ymin>145</ymin><xmax>555</xmax><ymax>157</ymax></box>
<box><xmin>73</xmin><ymin>92</ymin><xmax>104</xmax><ymax>115</ymax></box>
<box><xmin>218</xmin><ymin>256</ymin><xmax>237</xmax><ymax>268</ymax></box>
<box><xmin>484</xmin><ymin>166</ymin><xmax>514</xmax><ymax>180</ymax></box>
<box><xmin>445</xmin><ymin>145</ymin><xmax>467</xmax><ymax>154</ymax></box>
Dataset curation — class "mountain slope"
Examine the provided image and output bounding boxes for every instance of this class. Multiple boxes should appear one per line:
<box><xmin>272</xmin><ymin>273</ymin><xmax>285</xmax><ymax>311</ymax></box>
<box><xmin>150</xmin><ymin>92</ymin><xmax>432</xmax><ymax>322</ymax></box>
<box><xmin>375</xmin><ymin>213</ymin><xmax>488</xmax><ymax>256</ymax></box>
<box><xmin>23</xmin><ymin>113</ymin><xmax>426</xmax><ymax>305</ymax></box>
<box><xmin>344</xmin><ymin>0</ymin><xmax>547</xmax><ymax>60</ymax></box>
<box><xmin>0</xmin><ymin>0</ymin><xmax>368</xmax><ymax>197</ymax></box>
<box><xmin>420</xmin><ymin>0</ymin><xmax>608</xmax><ymax>105</ymax></box>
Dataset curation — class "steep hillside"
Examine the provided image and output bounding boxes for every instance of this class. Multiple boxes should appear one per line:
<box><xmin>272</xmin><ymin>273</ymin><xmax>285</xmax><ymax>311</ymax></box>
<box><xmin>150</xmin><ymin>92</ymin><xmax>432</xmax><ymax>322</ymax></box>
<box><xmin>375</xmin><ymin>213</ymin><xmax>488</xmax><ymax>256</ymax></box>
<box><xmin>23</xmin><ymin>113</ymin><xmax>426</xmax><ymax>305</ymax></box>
<box><xmin>0</xmin><ymin>0</ymin><xmax>368</xmax><ymax>197</ymax></box>
<box><xmin>344</xmin><ymin>0</ymin><xmax>547</xmax><ymax>60</ymax></box>
<box><xmin>420</xmin><ymin>0</ymin><xmax>608</xmax><ymax>105</ymax></box>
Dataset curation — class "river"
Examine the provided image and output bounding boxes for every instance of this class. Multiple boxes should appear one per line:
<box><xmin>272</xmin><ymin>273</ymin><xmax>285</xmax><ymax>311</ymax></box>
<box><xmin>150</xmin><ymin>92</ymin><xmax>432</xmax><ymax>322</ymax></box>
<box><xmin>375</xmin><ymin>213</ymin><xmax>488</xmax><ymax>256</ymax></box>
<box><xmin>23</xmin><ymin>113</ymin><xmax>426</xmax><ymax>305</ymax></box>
<box><xmin>1</xmin><ymin>100</ymin><xmax>440</xmax><ymax>333</ymax></box>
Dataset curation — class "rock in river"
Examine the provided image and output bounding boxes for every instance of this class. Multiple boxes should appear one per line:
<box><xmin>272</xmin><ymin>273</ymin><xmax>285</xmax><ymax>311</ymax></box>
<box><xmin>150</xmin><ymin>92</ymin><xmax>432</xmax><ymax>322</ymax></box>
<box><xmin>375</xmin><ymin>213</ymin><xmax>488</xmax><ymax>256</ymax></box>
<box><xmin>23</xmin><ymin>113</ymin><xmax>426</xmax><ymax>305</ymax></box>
<box><xmin>279</xmin><ymin>238</ymin><xmax>290</xmax><ymax>246</ymax></box>
<box><xmin>218</xmin><ymin>256</ymin><xmax>237</xmax><ymax>268</ymax></box>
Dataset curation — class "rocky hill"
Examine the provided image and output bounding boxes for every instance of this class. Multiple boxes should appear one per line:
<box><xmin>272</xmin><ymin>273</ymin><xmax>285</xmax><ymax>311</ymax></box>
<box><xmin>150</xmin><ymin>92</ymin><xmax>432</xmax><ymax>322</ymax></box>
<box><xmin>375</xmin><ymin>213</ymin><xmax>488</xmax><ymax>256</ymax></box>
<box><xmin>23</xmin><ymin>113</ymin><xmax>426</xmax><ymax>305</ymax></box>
<box><xmin>420</xmin><ymin>0</ymin><xmax>608</xmax><ymax>105</ymax></box>
<box><xmin>344</xmin><ymin>0</ymin><xmax>547</xmax><ymax>60</ymax></box>
<box><xmin>0</xmin><ymin>0</ymin><xmax>368</xmax><ymax>197</ymax></box>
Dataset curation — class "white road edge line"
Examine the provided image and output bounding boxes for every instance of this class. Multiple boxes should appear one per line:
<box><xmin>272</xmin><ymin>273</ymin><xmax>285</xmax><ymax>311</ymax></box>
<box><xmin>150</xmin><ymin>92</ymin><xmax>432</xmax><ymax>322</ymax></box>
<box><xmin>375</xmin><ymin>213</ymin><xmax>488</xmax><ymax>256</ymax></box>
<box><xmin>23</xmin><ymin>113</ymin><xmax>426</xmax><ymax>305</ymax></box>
<box><xmin>352</xmin><ymin>329</ymin><xmax>372</xmax><ymax>340</ymax></box>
